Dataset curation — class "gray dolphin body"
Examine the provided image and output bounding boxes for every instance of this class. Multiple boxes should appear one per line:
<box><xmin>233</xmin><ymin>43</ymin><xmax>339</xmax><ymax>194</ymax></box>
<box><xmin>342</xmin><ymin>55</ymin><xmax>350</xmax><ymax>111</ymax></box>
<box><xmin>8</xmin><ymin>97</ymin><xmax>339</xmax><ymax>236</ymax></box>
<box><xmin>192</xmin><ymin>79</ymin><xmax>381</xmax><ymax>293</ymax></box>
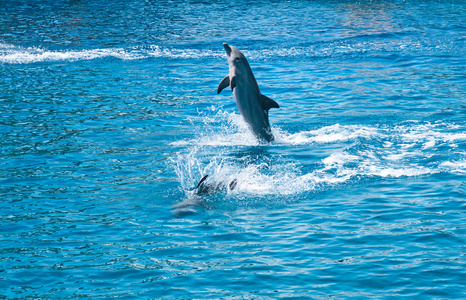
<box><xmin>217</xmin><ymin>43</ymin><xmax>279</xmax><ymax>142</ymax></box>
<box><xmin>172</xmin><ymin>175</ymin><xmax>237</xmax><ymax>217</ymax></box>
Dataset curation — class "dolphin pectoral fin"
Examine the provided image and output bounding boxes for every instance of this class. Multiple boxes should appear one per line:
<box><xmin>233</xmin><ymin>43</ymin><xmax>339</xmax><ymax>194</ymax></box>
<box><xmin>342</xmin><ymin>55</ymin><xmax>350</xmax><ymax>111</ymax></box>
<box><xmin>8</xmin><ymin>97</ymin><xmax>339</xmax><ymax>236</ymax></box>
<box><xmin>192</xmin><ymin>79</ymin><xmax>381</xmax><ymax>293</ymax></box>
<box><xmin>217</xmin><ymin>75</ymin><xmax>230</xmax><ymax>94</ymax></box>
<box><xmin>261</xmin><ymin>94</ymin><xmax>280</xmax><ymax>111</ymax></box>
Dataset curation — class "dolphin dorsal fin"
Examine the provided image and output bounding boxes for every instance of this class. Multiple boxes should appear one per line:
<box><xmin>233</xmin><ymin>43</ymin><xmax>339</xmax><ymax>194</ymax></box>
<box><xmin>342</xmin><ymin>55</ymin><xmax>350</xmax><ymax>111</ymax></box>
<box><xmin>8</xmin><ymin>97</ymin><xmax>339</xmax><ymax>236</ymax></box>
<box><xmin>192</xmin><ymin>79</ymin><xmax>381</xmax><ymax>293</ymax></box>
<box><xmin>196</xmin><ymin>175</ymin><xmax>209</xmax><ymax>189</ymax></box>
<box><xmin>217</xmin><ymin>75</ymin><xmax>230</xmax><ymax>94</ymax></box>
<box><xmin>261</xmin><ymin>94</ymin><xmax>280</xmax><ymax>111</ymax></box>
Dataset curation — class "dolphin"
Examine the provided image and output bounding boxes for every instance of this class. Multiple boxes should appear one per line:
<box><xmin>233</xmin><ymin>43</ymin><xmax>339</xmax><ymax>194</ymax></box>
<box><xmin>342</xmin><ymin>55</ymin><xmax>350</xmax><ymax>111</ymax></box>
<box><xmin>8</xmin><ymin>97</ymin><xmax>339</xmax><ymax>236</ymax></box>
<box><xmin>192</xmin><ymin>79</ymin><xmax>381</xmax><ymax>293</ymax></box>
<box><xmin>172</xmin><ymin>175</ymin><xmax>237</xmax><ymax>217</ymax></box>
<box><xmin>194</xmin><ymin>174</ymin><xmax>237</xmax><ymax>195</ymax></box>
<box><xmin>217</xmin><ymin>43</ymin><xmax>279</xmax><ymax>142</ymax></box>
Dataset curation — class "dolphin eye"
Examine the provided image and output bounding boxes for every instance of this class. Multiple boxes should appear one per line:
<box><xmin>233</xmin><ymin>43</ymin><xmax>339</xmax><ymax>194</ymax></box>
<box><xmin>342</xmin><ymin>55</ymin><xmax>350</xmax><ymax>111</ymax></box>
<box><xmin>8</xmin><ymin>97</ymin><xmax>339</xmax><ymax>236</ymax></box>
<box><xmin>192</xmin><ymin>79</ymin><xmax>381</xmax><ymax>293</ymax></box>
<box><xmin>236</xmin><ymin>57</ymin><xmax>240</xmax><ymax>61</ymax></box>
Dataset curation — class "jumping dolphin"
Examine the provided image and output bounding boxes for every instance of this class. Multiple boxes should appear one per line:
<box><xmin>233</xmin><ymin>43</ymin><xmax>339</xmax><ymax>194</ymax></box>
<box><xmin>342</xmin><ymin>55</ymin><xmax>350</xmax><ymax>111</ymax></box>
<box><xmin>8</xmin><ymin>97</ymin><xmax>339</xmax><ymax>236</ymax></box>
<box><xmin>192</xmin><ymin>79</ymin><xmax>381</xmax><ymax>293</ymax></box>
<box><xmin>217</xmin><ymin>43</ymin><xmax>279</xmax><ymax>142</ymax></box>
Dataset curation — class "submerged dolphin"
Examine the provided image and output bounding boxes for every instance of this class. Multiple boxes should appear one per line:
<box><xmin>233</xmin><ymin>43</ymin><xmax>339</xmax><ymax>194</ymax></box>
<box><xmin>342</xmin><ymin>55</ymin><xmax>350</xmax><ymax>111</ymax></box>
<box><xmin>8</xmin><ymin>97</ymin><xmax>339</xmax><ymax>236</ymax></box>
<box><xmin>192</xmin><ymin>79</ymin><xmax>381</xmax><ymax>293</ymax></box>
<box><xmin>217</xmin><ymin>43</ymin><xmax>279</xmax><ymax>142</ymax></box>
<box><xmin>192</xmin><ymin>175</ymin><xmax>237</xmax><ymax>196</ymax></box>
<box><xmin>172</xmin><ymin>175</ymin><xmax>237</xmax><ymax>217</ymax></box>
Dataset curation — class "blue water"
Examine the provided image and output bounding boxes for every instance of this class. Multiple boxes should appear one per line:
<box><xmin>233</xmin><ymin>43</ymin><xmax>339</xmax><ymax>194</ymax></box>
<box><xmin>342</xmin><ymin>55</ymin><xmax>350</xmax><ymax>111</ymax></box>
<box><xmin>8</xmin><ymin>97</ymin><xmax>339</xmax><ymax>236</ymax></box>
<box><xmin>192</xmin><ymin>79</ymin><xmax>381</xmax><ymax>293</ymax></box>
<box><xmin>1</xmin><ymin>0</ymin><xmax>466</xmax><ymax>298</ymax></box>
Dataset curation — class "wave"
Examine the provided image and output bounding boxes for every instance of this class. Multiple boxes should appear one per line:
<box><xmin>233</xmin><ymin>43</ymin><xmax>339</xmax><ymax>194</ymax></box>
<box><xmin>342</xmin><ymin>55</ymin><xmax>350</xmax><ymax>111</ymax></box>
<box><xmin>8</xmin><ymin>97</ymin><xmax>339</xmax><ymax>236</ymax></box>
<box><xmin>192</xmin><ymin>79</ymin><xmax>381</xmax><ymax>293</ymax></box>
<box><xmin>0</xmin><ymin>44</ymin><xmax>224</xmax><ymax>64</ymax></box>
<box><xmin>2</xmin><ymin>35</ymin><xmax>460</xmax><ymax>64</ymax></box>
<box><xmin>172</xmin><ymin>110</ymin><xmax>466</xmax><ymax>198</ymax></box>
<box><xmin>0</xmin><ymin>44</ymin><xmax>139</xmax><ymax>64</ymax></box>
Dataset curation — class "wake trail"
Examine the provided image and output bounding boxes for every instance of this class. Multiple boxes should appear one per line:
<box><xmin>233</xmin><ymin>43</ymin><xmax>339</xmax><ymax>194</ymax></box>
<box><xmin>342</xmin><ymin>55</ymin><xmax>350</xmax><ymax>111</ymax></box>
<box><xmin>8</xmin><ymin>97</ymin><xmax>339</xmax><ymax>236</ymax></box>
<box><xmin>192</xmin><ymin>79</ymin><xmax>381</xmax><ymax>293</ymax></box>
<box><xmin>171</xmin><ymin>110</ymin><xmax>466</xmax><ymax>197</ymax></box>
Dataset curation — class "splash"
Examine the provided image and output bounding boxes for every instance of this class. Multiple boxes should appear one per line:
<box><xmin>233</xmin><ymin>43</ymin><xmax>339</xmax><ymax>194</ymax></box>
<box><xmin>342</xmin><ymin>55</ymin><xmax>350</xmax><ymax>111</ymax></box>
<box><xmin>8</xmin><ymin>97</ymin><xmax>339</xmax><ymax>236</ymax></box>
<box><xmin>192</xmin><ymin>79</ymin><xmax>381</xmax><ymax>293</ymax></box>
<box><xmin>171</xmin><ymin>147</ymin><xmax>316</xmax><ymax>198</ymax></box>
<box><xmin>171</xmin><ymin>109</ymin><xmax>466</xmax><ymax>201</ymax></box>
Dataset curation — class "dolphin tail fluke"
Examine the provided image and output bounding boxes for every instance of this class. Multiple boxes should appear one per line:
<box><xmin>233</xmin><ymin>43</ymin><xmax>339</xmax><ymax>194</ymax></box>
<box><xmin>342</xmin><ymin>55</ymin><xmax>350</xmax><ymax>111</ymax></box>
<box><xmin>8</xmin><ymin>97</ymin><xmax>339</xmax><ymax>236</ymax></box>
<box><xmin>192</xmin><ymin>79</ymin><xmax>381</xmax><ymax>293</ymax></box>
<box><xmin>261</xmin><ymin>94</ymin><xmax>280</xmax><ymax>111</ymax></box>
<box><xmin>217</xmin><ymin>75</ymin><xmax>230</xmax><ymax>94</ymax></box>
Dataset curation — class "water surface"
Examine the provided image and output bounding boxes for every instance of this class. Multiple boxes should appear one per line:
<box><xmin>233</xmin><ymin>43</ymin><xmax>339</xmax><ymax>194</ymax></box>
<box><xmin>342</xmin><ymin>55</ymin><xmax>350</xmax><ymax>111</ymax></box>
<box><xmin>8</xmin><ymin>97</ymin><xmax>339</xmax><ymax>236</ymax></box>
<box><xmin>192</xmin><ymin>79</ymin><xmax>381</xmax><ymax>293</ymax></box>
<box><xmin>1</xmin><ymin>0</ymin><xmax>465</xmax><ymax>298</ymax></box>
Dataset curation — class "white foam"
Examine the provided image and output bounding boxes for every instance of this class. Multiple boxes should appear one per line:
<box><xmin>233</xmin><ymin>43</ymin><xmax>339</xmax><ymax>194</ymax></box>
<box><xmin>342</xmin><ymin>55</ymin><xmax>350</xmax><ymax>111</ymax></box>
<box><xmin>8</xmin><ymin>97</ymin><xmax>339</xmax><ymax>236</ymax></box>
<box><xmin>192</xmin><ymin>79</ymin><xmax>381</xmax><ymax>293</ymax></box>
<box><xmin>395</xmin><ymin>122</ymin><xmax>466</xmax><ymax>145</ymax></box>
<box><xmin>171</xmin><ymin>110</ymin><xmax>466</xmax><ymax>199</ymax></box>
<box><xmin>276</xmin><ymin>124</ymin><xmax>381</xmax><ymax>145</ymax></box>
<box><xmin>172</xmin><ymin>142</ymin><xmax>436</xmax><ymax>198</ymax></box>
<box><xmin>361</xmin><ymin>162</ymin><xmax>434</xmax><ymax>178</ymax></box>
<box><xmin>176</xmin><ymin>113</ymin><xmax>383</xmax><ymax>148</ymax></box>
<box><xmin>2</xmin><ymin>36</ymin><xmax>457</xmax><ymax>64</ymax></box>
<box><xmin>440</xmin><ymin>160</ymin><xmax>466</xmax><ymax>174</ymax></box>
<box><xmin>0</xmin><ymin>43</ymin><xmax>225</xmax><ymax>64</ymax></box>
<box><xmin>0</xmin><ymin>44</ymin><xmax>146</xmax><ymax>64</ymax></box>
<box><xmin>172</xmin><ymin>151</ymin><xmax>316</xmax><ymax>196</ymax></box>
<box><xmin>322</xmin><ymin>152</ymin><xmax>359</xmax><ymax>169</ymax></box>
<box><xmin>146</xmin><ymin>46</ymin><xmax>222</xmax><ymax>60</ymax></box>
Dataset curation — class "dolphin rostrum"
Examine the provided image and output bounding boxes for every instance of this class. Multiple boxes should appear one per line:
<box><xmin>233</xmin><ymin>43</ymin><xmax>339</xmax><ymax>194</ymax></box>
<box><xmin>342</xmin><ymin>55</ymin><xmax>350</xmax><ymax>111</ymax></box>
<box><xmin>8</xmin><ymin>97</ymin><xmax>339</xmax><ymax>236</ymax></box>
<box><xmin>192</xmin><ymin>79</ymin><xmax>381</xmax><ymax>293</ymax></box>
<box><xmin>217</xmin><ymin>43</ymin><xmax>279</xmax><ymax>142</ymax></box>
